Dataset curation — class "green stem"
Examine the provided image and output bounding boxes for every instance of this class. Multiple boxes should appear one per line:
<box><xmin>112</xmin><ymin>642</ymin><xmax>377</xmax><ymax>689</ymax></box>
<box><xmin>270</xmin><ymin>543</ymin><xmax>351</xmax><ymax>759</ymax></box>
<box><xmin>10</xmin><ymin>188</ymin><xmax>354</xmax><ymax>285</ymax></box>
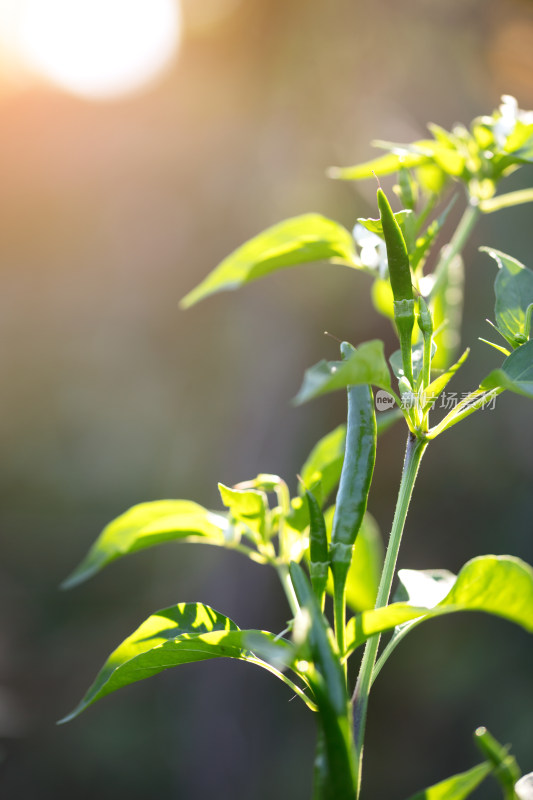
<box><xmin>351</xmin><ymin>432</ymin><xmax>428</xmax><ymax>797</ymax></box>
<box><xmin>277</xmin><ymin>563</ymin><xmax>300</xmax><ymax>617</ymax></box>
<box><xmin>334</xmin><ymin>581</ymin><xmax>347</xmax><ymax>679</ymax></box>
<box><xmin>429</xmin><ymin>201</ymin><xmax>480</xmax><ymax>301</ymax></box>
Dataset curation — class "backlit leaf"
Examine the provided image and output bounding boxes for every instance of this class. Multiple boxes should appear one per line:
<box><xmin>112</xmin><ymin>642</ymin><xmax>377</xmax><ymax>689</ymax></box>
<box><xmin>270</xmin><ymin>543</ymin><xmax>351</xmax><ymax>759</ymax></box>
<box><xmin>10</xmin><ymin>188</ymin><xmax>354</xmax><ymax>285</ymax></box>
<box><xmin>218</xmin><ymin>483</ymin><xmax>267</xmax><ymax>541</ymax></box>
<box><xmin>293</xmin><ymin>340</ymin><xmax>392</xmax><ymax>405</ymax></box>
<box><xmin>180</xmin><ymin>215</ymin><xmax>358</xmax><ymax>308</ymax></box>
<box><xmin>346</xmin><ymin>555</ymin><xmax>533</xmax><ymax>655</ymax></box>
<box><xmin>481</xmin><ymin>339</ymin><xmax>533</xmax><ymax>399</ymax></box>
<box><xmin>59</xmin><ymin>603</ymin><xmax>297</xmax><ymax>722</ymax></box>
<box><xmin>405</xmin><ymin>761</ymin><xmax>492</xmax><ymax>800</ymax></box>
<box><xmin>328</xmin><ymin>150</ymin><xmax>430</xmax><ymax>181</ymax></box>
<box><xmin>481</xmin><ymin>247</ymin><xmax>533</xmax><ymax>345</ymax></box>
<box><xmin>62</xmin><ymin>501</ymin><xmax>228</xmax><ymax>589</ymax></box>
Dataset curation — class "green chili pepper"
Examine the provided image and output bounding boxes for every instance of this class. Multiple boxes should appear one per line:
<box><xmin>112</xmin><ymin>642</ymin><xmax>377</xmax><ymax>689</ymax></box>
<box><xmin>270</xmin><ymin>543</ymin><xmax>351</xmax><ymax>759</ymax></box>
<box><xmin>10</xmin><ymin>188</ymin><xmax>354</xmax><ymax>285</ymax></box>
<box><xmin>306</xmin><ymin>489</ymin><xmax>329</xmax><ymax>610</ymax></box>
<box><xmin>377</xmin><ymin>187</ymin><xmax>416</xmax><ymax>386</ymax></box>
<box><xmin>330</xmin><ymin>342</ymin><xmax>377</xmax><ymax>655</ymax></box>
<box><xmin>377</xmin><ymin>188</ymin><xmax>413</xmax><ymax>303</ymax></box>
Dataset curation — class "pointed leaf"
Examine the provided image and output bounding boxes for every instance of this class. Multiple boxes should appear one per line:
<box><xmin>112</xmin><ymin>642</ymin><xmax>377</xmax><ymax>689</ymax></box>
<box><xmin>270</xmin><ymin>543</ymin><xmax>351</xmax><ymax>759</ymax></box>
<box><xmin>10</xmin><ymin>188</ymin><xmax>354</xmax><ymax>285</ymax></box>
<box><xmin>411</xmin><ymin>195</ymin><xmax>457</xmax><ymax>270</ymax></box>
<box><xmin>59</xmin><ymin>603</ymin><xmax>295</xmax><ymax>722</ymax></box>
<box><xmin>62</xmin><ymin>501</ymin><xmax>229</xmax><ymax>589</ymax></box>
<box><xmin>357</xmin><ymin>209</ymin><xmax>416</xmax><ymax>252</ymax></box>
<box><xmin>481</xmin><ymin>339</ymin><xmax>533</xmax><ymax>399</ymax></box>
<box><xmin>180</xmin><ymin>215</ymin><xmax>358</xmax><ymax>308</ymax></box>
<box><xmin>424</xmin><ymin>348</ymin><xmax>469</xmax><ymax>407</ymax></box>
<box><xmin>299</xmin><ymin>424</ymin><xmax>347</xmax><ymax>505</ymax></box>
<box><xmin>481</xmin><ymin>247</ymin><xmax>533</xmax><ymax>345</ymax></box>
<box><xmin>405</xmin><ymin>761</ymin><xmax>492</xmax><ymax>800</ymax></box>
<box><xmin>328</xmin><ymin>150</ymin><xmax>430</xmax><ymax>181</ymax></box>
<box><xmin>293</xmin><ymin>340</ymin><xmax>392</xmax><ymax>405</ymax></box>
<box><xmin>346</xmin><ymin>555</ymin><xmax>533</xmax><ymax>654</ymax></box>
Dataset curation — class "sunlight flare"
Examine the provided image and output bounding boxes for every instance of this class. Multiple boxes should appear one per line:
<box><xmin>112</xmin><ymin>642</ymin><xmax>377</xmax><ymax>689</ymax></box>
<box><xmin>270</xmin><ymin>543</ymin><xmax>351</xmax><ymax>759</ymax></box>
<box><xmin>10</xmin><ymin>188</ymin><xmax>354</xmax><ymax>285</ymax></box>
<box><xmin>17</xmin><ymin>0</ymin><xmax>181</xmax><ymax>100</ymax></box>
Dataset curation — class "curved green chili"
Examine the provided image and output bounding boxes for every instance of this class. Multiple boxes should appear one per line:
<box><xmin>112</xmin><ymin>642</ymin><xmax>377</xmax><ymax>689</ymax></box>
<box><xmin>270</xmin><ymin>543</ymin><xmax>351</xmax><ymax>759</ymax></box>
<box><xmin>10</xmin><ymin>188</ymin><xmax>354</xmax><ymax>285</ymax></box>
<box><xmin>306</xmin><ymin>489</ymin><xmax>329</xmax><ymax>610</ymax></box>
<box><xmin>330</xmin><ymin>342</ymin><xmax>377</xmax><ymax>655</ymax></box>
<box><xmin>377</xmin><ymin>187</ymin><xmax>416</xmax><ymax>386</ymax></box>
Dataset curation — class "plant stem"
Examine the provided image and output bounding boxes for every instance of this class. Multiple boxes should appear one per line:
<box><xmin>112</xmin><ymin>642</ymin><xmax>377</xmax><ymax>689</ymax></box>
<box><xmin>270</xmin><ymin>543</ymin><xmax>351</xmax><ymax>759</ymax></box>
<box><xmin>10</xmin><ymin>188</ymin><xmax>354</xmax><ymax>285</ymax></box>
<box><xmin>351</xmin><ymin>431</ymin><xmax>428</xmax><ymax>797</ymax></box>
<box><xmin>429</xmin><ymin>201</ymin><xmax>480</xmax><ymax>301</ymax></box>
<box><xmin>277</xmin><ymin>563</ymin><xmax>300</xmax><ymax>617</ymax></box>
<box><xmin>334</xmin><ymin>582</ymin><xmax>347</xmax><ymax>679</ymax></box>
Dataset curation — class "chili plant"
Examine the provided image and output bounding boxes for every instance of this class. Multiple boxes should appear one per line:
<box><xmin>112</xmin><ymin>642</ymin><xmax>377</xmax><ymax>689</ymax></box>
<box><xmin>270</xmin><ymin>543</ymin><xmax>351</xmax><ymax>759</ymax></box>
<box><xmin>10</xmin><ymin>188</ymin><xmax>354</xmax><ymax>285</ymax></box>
<box><xmin>61</xmin><ymin>95</ymin><xmax>533</xmax><ymax>799</ymax></box>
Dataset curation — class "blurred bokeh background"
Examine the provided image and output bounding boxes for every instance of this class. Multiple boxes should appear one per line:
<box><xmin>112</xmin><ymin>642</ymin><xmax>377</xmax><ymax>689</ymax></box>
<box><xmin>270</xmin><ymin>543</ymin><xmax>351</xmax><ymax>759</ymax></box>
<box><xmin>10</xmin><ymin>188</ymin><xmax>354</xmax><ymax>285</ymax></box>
<box><xmin>1</xmin><ymin>0</ymin><xmax>532</xmax><ymax>797</ymax></box>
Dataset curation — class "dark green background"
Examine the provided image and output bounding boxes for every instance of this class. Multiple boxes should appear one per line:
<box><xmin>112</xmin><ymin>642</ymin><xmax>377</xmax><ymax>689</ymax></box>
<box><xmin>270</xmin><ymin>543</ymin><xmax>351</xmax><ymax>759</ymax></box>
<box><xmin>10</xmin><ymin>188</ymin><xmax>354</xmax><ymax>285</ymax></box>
<box><xmin>1</xmin><ymin>0</ymin><xmax>532</xmax><ymax>797</ymax></box>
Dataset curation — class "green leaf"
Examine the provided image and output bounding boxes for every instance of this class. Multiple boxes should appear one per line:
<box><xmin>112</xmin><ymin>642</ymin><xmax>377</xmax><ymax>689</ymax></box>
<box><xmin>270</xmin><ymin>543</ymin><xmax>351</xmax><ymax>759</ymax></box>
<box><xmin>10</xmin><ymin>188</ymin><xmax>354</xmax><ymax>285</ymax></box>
<box><xmin>218</xmin><ymin>483</ymin><xmax>267</xmax><ymax>541</ymax></box>
<box><xmin>62</xmin><ymin>501</ymin><xmax>229</xmax><ymax>589</ymax></box>
<box><xmin>481</xmin><ymin>339</ymin><xmax>533</xmax><ymax>399</ymax></box>
<box><xmin>346</xmin><ymin>555</ymin><xmax>533</xmax><ymax>655</ymax></box>
<box><xmin>504</xmin><ymin>120</ymin><xmax>533</xmax><ymax>162</ymax></box>
<box><xmin>328</xmin><ymin>150</ymin><xmax>431</xmax><ymax>181</ymax></box>
<box><xmin>293</xmin><ymin>340</ymin><xmax>392</xmax><ymax>405</ymax></box>
<box><xmin>375</xmin><ymin>137</ymin><xmax>465</xmax><ymax>177</ymax></box>
<box><xmin>324</xmin><ymin>507</ymin><xmax>383</xmax><ymax>612</ymax></box>
<box><xmin>345</xmin><ymin>512</ymin><xmax>382</xmax><ymax>611</ymax></box>
<box><xmin>299</xmin><ymin>424</ymin><xmax>346</xmax><ymax>505</ymax></box>
<box><xmin>411</xmin><ymin>195</ymin><xmax>457</xmax><ymax>271</ymax></box>
<box><xmin>405</xmin><ymin>761</ymin><xmax>492</xmax><ymax>800</ymax></box>
<box><xmin>357</xmin><ymin>209</ymin><xmax>416</xmax><ymax>252</ymax></box>
<box><xmin>423</xmin><ymin>348</ymin><xmax>469</xmax><ymax>407</ymax></box>
<box><xmin>372</xmin><ymin>276</ymin><xmax>395</xmax><ymax>319</ymax></box>
<box><xmin>180</xmin><ymin>215</ymin><xmax>358</xmax><ymax>308</ymax></box>
<box><xmin>59</xmin><ymin>603</ymin><xmax>297</xmax><ymax>722</ymax></box>
<box><xmin>481</xmin><ymin>247</ymin><xmax>533</xmax><ymax>345</ymax></box>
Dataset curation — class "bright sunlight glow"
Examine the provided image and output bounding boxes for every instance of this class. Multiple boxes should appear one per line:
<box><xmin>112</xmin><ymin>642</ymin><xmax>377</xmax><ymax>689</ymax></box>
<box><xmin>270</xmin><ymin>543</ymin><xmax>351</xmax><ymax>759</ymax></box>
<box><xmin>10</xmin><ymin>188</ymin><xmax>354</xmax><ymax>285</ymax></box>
<box><xmin>17</xmin><ymin>0</ymin><xmax>181</xmax><ymax>100</ymax></box>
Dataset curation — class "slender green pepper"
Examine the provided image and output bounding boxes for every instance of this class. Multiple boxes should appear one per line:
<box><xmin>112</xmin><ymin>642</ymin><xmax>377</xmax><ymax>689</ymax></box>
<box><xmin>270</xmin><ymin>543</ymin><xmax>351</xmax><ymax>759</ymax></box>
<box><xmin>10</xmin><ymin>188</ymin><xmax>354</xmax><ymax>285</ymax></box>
<box><xmin>306</xmin><ymin>489</ymin><xmax>329</xmax><ymax>610</ymax></box>
<box><xmin>330</xmin><ymin>342</ymin><xmax>377</xmax><ymax>655</ymax></box>
<box><xmin>330</xmin><ymin>343</ymin><xmax>377</xmax><ymax>584</ymax></box>
<box><xmin>377</xmin><ymin>187</ymin><xmax>416</xmax><ymax>386</ymax></box>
